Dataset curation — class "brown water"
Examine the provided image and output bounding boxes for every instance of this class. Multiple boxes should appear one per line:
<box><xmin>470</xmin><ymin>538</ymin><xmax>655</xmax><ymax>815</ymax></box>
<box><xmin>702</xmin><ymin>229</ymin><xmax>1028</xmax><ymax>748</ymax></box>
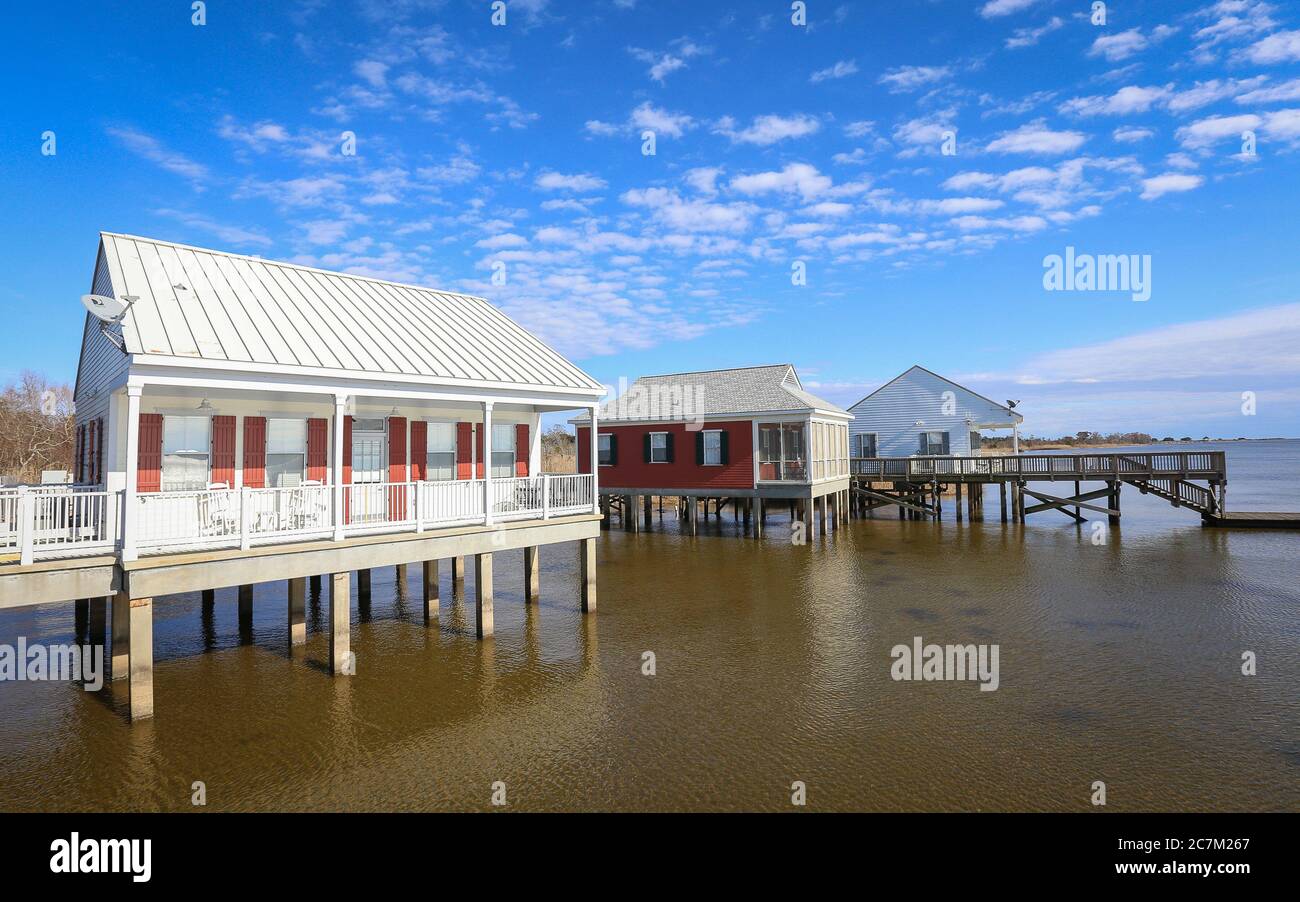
<box><xmin>1</xmin><ymin>442</ymin><xmax>1297</xmax><ymax>812</ymax></box>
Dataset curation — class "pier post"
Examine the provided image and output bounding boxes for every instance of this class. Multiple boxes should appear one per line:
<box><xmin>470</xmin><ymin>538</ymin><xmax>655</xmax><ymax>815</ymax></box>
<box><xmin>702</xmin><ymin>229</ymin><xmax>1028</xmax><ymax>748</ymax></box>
<box><xmin>128</xmin><ymin>597</ymin><xmax>154</xmax><ymax>721</ymax></box>
<box><xmin>422</xmin><ymin>559</ymin><xmax>439</xmax><ymax>622</ymax></box>
<box><xmin>288</xmin><ymin>577</ymin><xmax>307</xmax><ymax>647</ymax></box>
<box><xmin>643</xmin><ymin>495</ymin><xmax>652</xmax><ymax>530</ymax></box>
<box><xmin>75</xmin><ymin>598</ymin><xmax>88</xmax><ymax>643</ymax></box>
<box><xmin>801</xmin><ymin>500</ymin><xmax>813</xmax><ymax>539</ymax></box>
<box><xmin>687</xmin><ymin>498</ymin><xmax>698</xmax><ymax>536</ymax></box>
<box><xmin>238</xmin><ymin>584</ymin><xmax>253</xmax><ymax>629</ymax></box>
<box><xmin>111</xmin><ymin>591</ymin><xmax>129</xmax><ymax>681</ymax></box>
<box><xmin>1018</xmin><ymin>481</ymin><xmax>1027</xmax><ymax>523</ymax></box>
<box><xmin>999</xmin><ymin>483</ymin><xmax>1007</xmax><ymax>522</ymax></box>
<box><xmin>475</xmin><ymin>553</ymin><xmax>494</xmax><ymax>639</ymax></box>
<box><xmin>753</xmin><ymin>497</ymin><xmax>764</xmax><ymax>538</ymax></box>
<box><xmin>579</xmin><ymin>537</ymin><xmax>597</xmax><ymax>613</ymax></box>
<box><xmin>311</xmin><ymin>574</ymin><xmax>321</xmax><ymax>594</ymax></box>
<box><xmin>396</xmin><ymin>563</ymin><xmax>408</xmax><ymax>586</ymax></box>
<box><xmin>1074</xmin><ymin>481</ymin><xmax>1081</xmax><ymax>520</ymax></box>
<box><xmin>328</xmin><ymin>572</ymin><xmax>350</xmax><ymax>675</ymax></box>
<box><xmin>955</xmin><ymin>483</ymin><xmax>963</xmax><ymax>523</ymax></box>
<box><xmin>201</xmin><ymin>588</ymin><xmax>215</xmax><ymax>612</ymax></box>
<box><xmin>452</xmin><ymin>556</ymin><xmax>465</xmax><ymax>583</ymax></box>
<box><xmin>1109</xmin><ymin>481</ymin><xmax>1121</xmax><ymax>526</ymax></box>
<box><xmin>88</xmin><ymin>597</ymin><xmax>106</xmax><ymax>650</ymax></box>
<box><xmin>357</xmin><ymin>569</ymin><xmax>371</xmax><ymax>599</ymax></box>
<box><xmin>524</xmin><ymin>545</ymin><xmax>540</xmax><ymax>604</ymax></box>
<box><xmin>817</xmin><ymin>495</ymin><xmax>827</xmax><ymax>535</ymax></box>
<box><xmin>743</xmin><ymin>498</ymin><xmax>752</xmax><ymax>534</ymax></box>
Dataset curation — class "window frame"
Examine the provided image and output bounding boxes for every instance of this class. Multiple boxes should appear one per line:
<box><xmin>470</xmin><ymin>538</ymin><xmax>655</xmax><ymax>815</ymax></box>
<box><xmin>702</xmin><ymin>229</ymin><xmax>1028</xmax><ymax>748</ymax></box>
<box><xmin>161</xmin><ymin>414</ymin><xmax>211</xmax><ymax>492</ymax></box>
<box><xmin>490</xmin><ymin>423</ymin><xmax>516</xmax><ymax>479</ymax></box>
<box><xmin>648</xmin><ymin>431</ymin><xmax>669</xmax><ymax>464</ymax></box>
<box><xmin>265</xmin><ymin>417</ymin><xmax>308</xmax><ymax>488</ymax></box>
<box><xmin>425</xmin><ymin>420</ymin><xmax>457</xmax><ymax>482</ymax></box>
<box><xmin>597</xmin><ymin>433</ymin><xmax>613</xmax><ymax>467</ymax></box>
<box><xmin>921</xmin><ymin>430</ymin><xmax>950</xmax><ymax>456</ymax></box>
<box><xmin>701</xmin><ymin>429</ymin><xmax>723</xmax><ymax>466</ymax></box>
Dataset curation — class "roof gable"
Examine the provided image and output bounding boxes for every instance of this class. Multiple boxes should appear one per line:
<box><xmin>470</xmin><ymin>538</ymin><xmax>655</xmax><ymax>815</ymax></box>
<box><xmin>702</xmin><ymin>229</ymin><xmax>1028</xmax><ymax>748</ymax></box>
<box><xmin>849</xmin><ymin>365</ymin><xmax>1022</xmax><ymax>423</ymax></box>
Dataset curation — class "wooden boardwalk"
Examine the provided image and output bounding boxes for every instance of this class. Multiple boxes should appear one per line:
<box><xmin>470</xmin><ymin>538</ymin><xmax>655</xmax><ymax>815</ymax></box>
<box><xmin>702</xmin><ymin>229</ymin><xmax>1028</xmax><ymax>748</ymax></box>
<box><xmin>846</xmin><ymin>451</ymin><xmax>1277</xmax><ymax>524</ymax></box>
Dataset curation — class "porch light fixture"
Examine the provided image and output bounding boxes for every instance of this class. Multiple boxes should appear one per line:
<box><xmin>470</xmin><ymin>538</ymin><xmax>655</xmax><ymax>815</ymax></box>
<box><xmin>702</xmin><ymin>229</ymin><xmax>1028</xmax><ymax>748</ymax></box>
<box><xmin>197</xmin><ymin>398</ymin><xmax>214</xmax><ymax>411</ymax></box>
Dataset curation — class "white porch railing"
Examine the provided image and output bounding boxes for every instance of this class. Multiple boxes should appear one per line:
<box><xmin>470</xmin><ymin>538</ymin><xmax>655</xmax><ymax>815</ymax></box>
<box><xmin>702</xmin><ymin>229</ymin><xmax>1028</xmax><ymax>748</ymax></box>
<box><xmin>3</xmin><ymin>474</ymin><xmax>595</xmax><ymax>562</ymax></box>
<box><xmin>1</xmin><ymin>486</ymin><xmax>120</xmax><ymax>564</ymax></box>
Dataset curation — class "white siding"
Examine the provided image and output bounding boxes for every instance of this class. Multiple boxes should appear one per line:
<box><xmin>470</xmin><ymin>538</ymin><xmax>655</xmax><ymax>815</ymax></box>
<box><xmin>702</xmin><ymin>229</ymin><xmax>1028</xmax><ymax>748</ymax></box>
<box><xmin>73</xmin><ymin>243</ymin><xmax>130</xmax><ymax>426</ymax></box>
<box><xmin>848</xmin><ymin>367</ymin><xmax>1018</xmax><ymax>457</ymax></box>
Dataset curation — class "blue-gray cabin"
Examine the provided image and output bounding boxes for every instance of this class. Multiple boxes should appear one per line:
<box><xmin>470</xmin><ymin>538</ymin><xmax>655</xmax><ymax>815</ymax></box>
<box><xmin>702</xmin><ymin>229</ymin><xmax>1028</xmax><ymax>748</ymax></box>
<box><xmin>847</xmin><ymin>365</ymin><xmax>1023</xmax><ymax>458</ymax></box>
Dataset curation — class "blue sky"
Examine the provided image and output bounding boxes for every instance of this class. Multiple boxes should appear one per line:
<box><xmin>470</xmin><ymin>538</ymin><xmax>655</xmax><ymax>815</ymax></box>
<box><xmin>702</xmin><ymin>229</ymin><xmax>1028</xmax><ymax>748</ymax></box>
<box><xmin>2</xmin><ymin>0</ymin><xmax>1300</xmax><ymax>437</ymax></box>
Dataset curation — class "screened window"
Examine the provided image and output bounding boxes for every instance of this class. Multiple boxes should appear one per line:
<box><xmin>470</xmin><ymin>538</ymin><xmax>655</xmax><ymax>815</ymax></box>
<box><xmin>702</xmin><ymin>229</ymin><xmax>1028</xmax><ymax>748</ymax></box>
<box><xmin>702</xmin><ymin>430</ymin><xmax>722</xmax><ymax>465</ymax></box>
<box><xmin>162</xmin><ymin>415</ymin><xmax>210</xmax><ymax>491</ymax></box>
<box><xmin>491</xmin><ymin>424</ymin><xmax>515</xmax><ymax>479</ymax></box>
<box><xmin>426</xmin><ymin>422</ymin><xmax>456</xmax><ymax>481</ymax></box>
<box><xmin>266</xmin><ymin>418</ymin><xmax>306</xmax><ymax>488</ymax></box>
<box><xmin>649</xmin><ymin>432</ymin><xmax>669</xmax><ymax>463</ymax></box>
<box><xmin>757</xmin><ymin>422</ymin><xmax>806</xmax><ymax>481</ymax></box>
<box><xmin>597</xmin><ymin>433</ymin><xmax>612</xmax><ymax>466</ymax></box>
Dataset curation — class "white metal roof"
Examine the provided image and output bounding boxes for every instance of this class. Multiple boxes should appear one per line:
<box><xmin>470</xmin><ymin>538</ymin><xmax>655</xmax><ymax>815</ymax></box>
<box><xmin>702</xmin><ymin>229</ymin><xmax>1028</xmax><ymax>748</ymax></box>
<box><xmin>574</xmin><ymin>364</ymin><xmax>851</xmax><ymax>423</ymax></box>
<box><xmin>92</xmin><ymin>232</ymin><xmax>602</xmax><ymax>392</ymax></box>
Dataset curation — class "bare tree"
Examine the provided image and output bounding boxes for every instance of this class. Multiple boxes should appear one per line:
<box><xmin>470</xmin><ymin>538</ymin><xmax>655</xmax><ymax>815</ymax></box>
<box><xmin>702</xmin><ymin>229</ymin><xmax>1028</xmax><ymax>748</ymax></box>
<box><xmin>0</xmin><ymin>372</ymin><xmax>75</xmax><ymax>483</ymax></box>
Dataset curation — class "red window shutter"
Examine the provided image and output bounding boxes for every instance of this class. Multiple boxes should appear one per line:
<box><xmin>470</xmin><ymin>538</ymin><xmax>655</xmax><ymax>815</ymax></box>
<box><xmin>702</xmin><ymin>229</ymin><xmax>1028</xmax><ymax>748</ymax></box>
<box><xmin>211</xmin><ymin>416</ymin><xmax>236</xmax><ymax>487</ymax></box>
<box><xmin>95</xmin><ymin>420</ymin><xmax>104</xmax><ymax>484</ymax></box>
<box><xmin>74</xmin><ymin>425</ymin><xmax>83</xmax><ymax>482</ymax></box>
<box><xmin>455</xmin><ymin>422</ymin><xmax>472</xmax><ymax>479</ymax></box>
<box><xmin>387</xmin><ymin>417</ymin><xmax>407</xmax><ymax>483</ymax></box>
<box><xmin>515</xmin><ymin>424</ymin><xmax>529</xmax><ymax>476</ymax></box>
<box><xmin>343</xmin><ymin>416</ymin><xmax>353</xmax><ymax>485</ymax></box>
<box><xmin>475</xmin><ymin>424</ymin><xmax>485</xmax><ymax>478</ymax></box>
<box><xmin>410</xmin><ymin>421</ymin><xmax>427</xmax><ymax>481</ymax></box>
<box><xmin>243</xmin><ymin>416</ymin><xmax>266</xmax><ymax>488</ymax></box>
<box><xmin>86</xmin><ymin>422</ymin><xmax>96</xmax><ymax>484</ymax></box>
<box><xmin>137</xmin><ymin>414</ymin><xmax>162</xmax><ymax>493</ymax></box>
<box><xmin>307</xmin><ymin>418</ymin><xmax>328</xmax><ymax>483</ymax></box>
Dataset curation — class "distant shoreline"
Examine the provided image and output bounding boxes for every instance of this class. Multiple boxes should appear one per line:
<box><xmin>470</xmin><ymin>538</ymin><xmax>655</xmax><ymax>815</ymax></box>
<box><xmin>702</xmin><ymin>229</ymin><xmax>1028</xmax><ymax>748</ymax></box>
<box><xmin>983</xmin><ymin>438</ymin><xmax>1296</xmax><ymax>452</ymax></box>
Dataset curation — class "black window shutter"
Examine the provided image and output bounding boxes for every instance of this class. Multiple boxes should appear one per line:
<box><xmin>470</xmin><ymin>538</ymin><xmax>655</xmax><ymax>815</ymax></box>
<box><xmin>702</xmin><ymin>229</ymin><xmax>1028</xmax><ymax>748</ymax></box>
<box><xmin>643</xmin><ymin>433</ymin><xmax>652</xmax><ymax>463</ymax></box>
<box><xmin>665</xmin><ymin>432</ymin><xmax>675</xmax><ymax>462</ymax></box>
<box><xmin>609</xmin><ymin>434</ymin><xmax>618</xmax><ymax>465</ymax></box>
<box><xmin>919</xmin><ymin>433</ymin><xmax>929</xmax><ymax>455</ymax></box>
<box><xmin>941</xmin><ymin>432</ymin><xmax>951</xmax><ymax>455</ymax></box>
<box><xmin>719</xmin><ymin>431</ymin><xmax>730</xmax><ymax>465</ymax></box>
<box><xmin>695</xmin><ymin>431</ymin><xmax>705</xmax><ymax>465</ymax></box>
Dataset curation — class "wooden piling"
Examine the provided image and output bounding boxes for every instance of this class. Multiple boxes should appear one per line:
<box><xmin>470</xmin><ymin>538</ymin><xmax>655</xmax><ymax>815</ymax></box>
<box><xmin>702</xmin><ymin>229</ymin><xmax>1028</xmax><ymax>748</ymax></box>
<box><xmin>524</xmin><ymin>545</ymin><xmax>540</xmax><ymax>604</ymax></box>
<box><xmin>475</xmin><ymin>553</ymin><xmax>494</xmax><ymax>639</ymax></box>
<box><xmin>423</xmin><ymin>559</ymin><xmax>440</xmax><ymax>622</ymax></box>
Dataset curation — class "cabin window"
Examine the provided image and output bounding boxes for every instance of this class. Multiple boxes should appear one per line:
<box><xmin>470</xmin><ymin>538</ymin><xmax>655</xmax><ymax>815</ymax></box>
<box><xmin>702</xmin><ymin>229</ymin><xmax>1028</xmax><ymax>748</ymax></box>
<box><xmin>266</xmin><ymin>418</ymin><xmax>307</xmax><ymax>487</ymax></box>
<box><xmin>426</xmin><ymin>422</ymin><xmax>456</xmax><ymax>481</ymax></box>
<box><xmin>702</xmin><ymin>430</ymin><xmax>722</xmax><ymax>465</ymax></box>
<box><xmin>855</xmin><ymin>433</ymin><xmax>878</xmax><ymax>458</ymax></box>
<box><xmin>597</xmin><ymin>433</ymin><xmax>613</xmax><ymax>466</ymax></box>
<box><xmin>491</xmin><ymin>424</ymin><xmax>515</xmax><ymax>479</ymax></box>
<box><xmin>162</xmin><ymin>416</ymin><xmax>210</xmax><ymax>491</ymax></box>
<box><xmin>920</xmin><ymin>431</ymin><xmax>950</xmax><ymax>456</ymax></box>
<box><xmin>649</xmin><ymin>432</ymin><xmax>669</xmax><ymax>463</ymax></box>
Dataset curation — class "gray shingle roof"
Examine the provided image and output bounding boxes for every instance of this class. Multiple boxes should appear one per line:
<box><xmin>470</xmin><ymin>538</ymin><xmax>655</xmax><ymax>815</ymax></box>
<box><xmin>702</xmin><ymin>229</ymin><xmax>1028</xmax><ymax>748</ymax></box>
<box><xmin>574</xmin><ymin>364</ymin><xmax>851</xmax><ymax>423</ymax></box>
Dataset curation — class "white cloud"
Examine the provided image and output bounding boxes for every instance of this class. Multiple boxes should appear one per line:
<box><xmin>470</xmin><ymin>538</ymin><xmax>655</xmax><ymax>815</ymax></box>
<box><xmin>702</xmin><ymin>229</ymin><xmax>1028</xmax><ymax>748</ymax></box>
<box><xmin>1167</xmin><ymin>76</ymin><xmax>1268</xmax><ymax>112</ymax></box>
<box><xmin>985</xmin><ymin>121</ymin><xmax>1087</xmax><ymax>155</ymax></box>
<box><xmin>1006</xmin><ymin>16</ymin><xmax>1064</xmax><ymax>49</ymax></box>
<box><xmin>629</xmin><ymin>40</ymin><xmax>707</xmax><ymax>82</ymax></box>
<box><xmin>1088</xmin><ymin>26</ymin><xmax>1174</xmax><ymax>62</ymax></box>
<box><xmin>535</xmin><ymin>171</ymin><xmax>608</xmax><ymax>191</ymax></box>
<box><xmin>1113</xmin><ymin>126</ymin><xmax>1155</xmax><ymax>143</ymax></box>
<box><xmin>1139</xmin><ymin>172</ymin><xmax>1205</xmax><ymax>200</ymax></box>
<box><xmin>979</xmin><ymin>0</ymin><xmax>1040</xmax><ymax>18</ymax></box>
<box><xmin>1175</xmin><ymin>113</ymin><xmax>1262</xmax><ymax>149</ymax></box>
<box><xmin>729</xmin><ymin>163</ymin><xmax>831</xmax><ymax>201</ymax></box>
<box><xmin>107</xmin><ymin>126</ymin><xmax>209</xmax><ymax>184</ymax></box>
<box><xmin>621</xmin><ymin>187</ymin><xmax>755</xmax><ymax>232</ymax></box>
<box><xmin>1060</xmin><ymin>85</ymin><xmax>1172</xmax><ymax>116</ymax></box>
<box><xmin>878</xmin><ymin>65</ymin><xmax>951</xmax><ymax>92</ymax></box>
<box><xmin>1246</xmin><ymin>28</ymin><xmax>1300</xmax><ymax>63</ymax></box>
<box><xmin>630</xmin><ymin>102</ymin><xmax>695</xmax><ymax>138</ymax></box>
<box><xmin>810</xmin><ymin>59</ymin><xmax>858</xmax><ymax>83</ymax></box>
<box><xmin>716</xmin><ymin>113</ymin><xmax>821</xmax><ymax>145</ymax></box>
<box><xmin>1237</xmin><ymin>77</ymin><xmax>1300</xmax><ymax>104</ymax></box>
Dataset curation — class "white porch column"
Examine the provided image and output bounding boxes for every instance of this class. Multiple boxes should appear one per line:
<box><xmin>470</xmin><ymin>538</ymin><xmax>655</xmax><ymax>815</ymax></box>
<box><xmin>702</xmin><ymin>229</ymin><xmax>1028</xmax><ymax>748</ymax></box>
<box><xmin>482</xmin><ymin>401</ymin><xmax>494</xmax><ymax>526</ymax></box>
<box><xmin>121</xmin><ymin>385</ymin><xmax>142</xmax><ymax>562</ymax></box>
<box><xmin>1012</xmin><ymin>423</ymin><xmax>1020</xmax><ymax>455</ymax></box>
<box><xmin>333</xmin><ymin>394</ymin><xmax>347</xmax><ymax>541</ymax></box>
<box><xmin>590</xmin><ymin>405</ymin><xmax>600</xmax><ymax>514</ymax></box>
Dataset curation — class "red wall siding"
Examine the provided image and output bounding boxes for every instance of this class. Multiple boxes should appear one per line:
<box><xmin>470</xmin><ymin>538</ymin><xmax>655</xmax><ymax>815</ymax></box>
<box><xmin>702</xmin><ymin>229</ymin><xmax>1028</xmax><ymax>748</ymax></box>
<box><xmin>577</xmin><ymin>421</ymin><xmax>754</xmax><ymax>490</ymax></box>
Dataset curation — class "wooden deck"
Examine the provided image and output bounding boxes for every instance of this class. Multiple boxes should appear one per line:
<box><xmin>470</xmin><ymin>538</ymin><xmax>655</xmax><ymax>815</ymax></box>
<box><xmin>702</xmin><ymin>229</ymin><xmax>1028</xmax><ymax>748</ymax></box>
<box><xmin>850</xmin><ymin>451</ymin><xmax>1237</xmax><ymax>523</ymax></box>
<box><xmin>1203</xmin><ymin>511</ymin><xmax>1300</xmax><ymax>529</ymax></box>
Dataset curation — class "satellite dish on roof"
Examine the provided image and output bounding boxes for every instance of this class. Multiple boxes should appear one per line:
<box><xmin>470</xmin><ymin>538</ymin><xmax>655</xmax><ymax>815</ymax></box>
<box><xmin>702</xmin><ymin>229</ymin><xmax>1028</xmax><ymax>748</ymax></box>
<box><xmin>81</xmin><ymin>294</ymin><xmax>134</xmax><ymax>323</ymax></box>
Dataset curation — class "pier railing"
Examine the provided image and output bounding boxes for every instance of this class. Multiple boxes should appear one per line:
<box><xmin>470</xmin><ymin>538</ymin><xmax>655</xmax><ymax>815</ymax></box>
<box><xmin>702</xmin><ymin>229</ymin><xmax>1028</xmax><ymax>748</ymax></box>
<box><xmin>849</xmin><ymin>451</ymin><xmax>1227</xmax><ymax>481</ymax></box>
<box><xmin>3</xmin><ymin>474</ymin><xmax>595</xmax><ymax>563</ymax></box>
